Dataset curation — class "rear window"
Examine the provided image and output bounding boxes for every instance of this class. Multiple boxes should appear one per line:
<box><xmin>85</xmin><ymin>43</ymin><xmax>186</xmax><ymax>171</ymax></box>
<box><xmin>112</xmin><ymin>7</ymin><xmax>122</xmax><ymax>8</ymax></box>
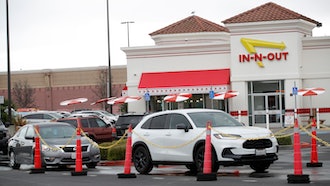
<box><xmin>24</xmin><ymin>114</ymin><xmax>43</xmax><ymax>119</ymax></box>
<box><xmin>116</xmin><ymin>115</ymin><xmax>144</xmax><ymax>126</ymax></box>
<box><xmin>58</xmin><ymin>119</ymin><xmax>78</xmax><ymax>127</ymax></box>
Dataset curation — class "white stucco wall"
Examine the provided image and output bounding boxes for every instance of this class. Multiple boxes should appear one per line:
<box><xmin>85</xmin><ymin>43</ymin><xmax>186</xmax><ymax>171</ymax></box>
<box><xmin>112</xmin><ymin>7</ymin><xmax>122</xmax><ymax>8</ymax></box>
<box><xmin>122</xmin><ymin>19</ymin><xmax>330</xmax><ymax>126</ymax></box>
<box><xmin>124</xmin><ymin>42</ymin><xmax>231</xmax><ymax>113</ymax></box>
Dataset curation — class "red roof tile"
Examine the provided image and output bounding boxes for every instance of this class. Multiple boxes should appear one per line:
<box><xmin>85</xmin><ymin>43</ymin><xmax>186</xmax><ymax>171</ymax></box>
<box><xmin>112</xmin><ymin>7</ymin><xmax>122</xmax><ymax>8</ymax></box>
<box><xmin>150</xmin><ymin>15</ymin><xmax>229</xmax><ymax>36</ymax></box>
<box><xmin>222</xmin><ymin>2</ymin><xmax>321</xmax><ymax>27</ymax></box>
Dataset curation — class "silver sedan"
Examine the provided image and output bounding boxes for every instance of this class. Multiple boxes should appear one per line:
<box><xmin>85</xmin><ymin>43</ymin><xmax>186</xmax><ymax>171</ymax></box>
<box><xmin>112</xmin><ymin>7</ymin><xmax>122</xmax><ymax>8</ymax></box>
<box><xmin>8</xmin><ymin>122</ymin><xmax>100</xmax><ymax>169</ymax></box>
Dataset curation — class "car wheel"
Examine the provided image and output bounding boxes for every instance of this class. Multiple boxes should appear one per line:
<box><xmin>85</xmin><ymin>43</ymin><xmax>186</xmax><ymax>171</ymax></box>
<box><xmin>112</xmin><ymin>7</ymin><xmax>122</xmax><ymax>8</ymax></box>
<box><xmin>132</xmin><ymin>146</ymin><xmax>153</xmax><ymax>174</ymax></box>
<box><xmin>9</xmin><ymin>151</ymin><xmax>20</xmax><ymax>170</ymax></box>
<box><xmin>86</xmin><ymin>162</ymin><xmax>97</xmax><ymax>169</ymax></box>
<box><xmin>194</xmin><ymin>145</ymin><xmax>219</xmax><ymax>173</ymax></box>
<box><xmin>250</xmin><ymin>162</ymin><xmax>271</xmax><ymax>173</ymax></box>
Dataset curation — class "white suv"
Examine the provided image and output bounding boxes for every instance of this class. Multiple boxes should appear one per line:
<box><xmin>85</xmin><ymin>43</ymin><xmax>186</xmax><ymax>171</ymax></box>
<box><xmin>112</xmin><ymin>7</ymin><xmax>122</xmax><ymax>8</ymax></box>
<box><xmin>132</xmin><ymin>109</ymin><xmax>278</xmax><ymax>174</ymax></box>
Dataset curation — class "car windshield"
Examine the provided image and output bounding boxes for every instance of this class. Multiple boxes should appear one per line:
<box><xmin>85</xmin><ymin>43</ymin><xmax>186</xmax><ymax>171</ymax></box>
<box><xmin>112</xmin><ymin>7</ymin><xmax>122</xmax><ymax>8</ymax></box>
<box><xmin>48</xmin><ymin>112</ymin><xmax>64</xmax><ymax>119</ymax></box>
<box><xmin>39</xmin><ymin>125</ymin><xmax>76</xmax><ymax>139</ymax></box>
<box><xmin>188</xmin><ymin>112</ymin><xmax>242</xmax><ymax>128</ymax></box>
<box><xmin>117</xmin><ymin>116</ymin><xmax>143</xmax><ymax>125</ymax></box>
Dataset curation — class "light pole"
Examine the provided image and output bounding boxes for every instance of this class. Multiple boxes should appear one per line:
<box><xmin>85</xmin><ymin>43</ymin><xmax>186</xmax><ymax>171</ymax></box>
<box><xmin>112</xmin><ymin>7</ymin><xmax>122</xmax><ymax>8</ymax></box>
<box><xmin>121</xmin><ymin>21</ymin><xmax>134</xmax><ymax>47</ymax></box>
<box><xmin>106</xmin><ymin>0</ymin><xmax>112</xmax><ymax>113</ymax></box>
<box><xmin>6</xmin><ymin>0</ymin><xmax>12</xmax><ymax>121</ymax></box>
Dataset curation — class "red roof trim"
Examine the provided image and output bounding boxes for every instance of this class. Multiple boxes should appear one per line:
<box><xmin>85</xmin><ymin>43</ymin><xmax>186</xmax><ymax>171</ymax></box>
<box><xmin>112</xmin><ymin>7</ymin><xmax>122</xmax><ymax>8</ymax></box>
<box><xmin>138</xmin><ymin>69</ymin><xmax>230</xmax><ymax>89</ymax></box>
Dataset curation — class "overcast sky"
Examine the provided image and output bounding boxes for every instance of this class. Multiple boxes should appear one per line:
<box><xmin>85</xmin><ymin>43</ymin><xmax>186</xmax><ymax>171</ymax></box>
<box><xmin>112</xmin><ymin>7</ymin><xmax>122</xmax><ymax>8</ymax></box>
<box><xmin>0</xmin><ymin>0</ymin><xmax>329</xmax><ymax>72</ymax></box>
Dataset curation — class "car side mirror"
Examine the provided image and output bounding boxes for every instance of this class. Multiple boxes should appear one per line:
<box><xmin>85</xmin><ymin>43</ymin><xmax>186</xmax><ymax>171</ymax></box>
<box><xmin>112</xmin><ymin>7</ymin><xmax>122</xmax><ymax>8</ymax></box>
<box><xmin>176</xmin><ymin>123</ymin><xmax>189</xmax><ymax>132</ymax></box>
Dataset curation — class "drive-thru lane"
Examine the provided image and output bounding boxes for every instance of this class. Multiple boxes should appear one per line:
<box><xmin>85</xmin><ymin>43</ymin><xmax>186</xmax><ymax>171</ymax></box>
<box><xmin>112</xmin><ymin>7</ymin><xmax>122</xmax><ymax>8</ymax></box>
<box><xmin>0</xmin><ymin>146</ymin><xmax>330</xmax><ymax>185</ymax></box>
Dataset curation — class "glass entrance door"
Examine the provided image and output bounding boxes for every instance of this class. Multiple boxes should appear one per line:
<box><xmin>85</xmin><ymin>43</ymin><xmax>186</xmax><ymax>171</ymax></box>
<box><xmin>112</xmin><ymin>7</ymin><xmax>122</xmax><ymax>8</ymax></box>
<box><xmin>253</xmin><ymin>94</ymin><xmax>282</xmax><ymax>127</ymax></box>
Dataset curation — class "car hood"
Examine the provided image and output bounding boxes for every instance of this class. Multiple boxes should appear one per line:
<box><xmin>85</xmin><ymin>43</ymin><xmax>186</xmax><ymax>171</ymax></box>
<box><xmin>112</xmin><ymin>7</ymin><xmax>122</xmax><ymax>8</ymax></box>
<box><xmin>43</xmin><ymin>137</ymin><xmax>93</xmax><ymax>146</ymax></box>
<box><xmin>212</xmin><ymin>126</ymin><xmax>273</xmax><ymax>138</ymax></box>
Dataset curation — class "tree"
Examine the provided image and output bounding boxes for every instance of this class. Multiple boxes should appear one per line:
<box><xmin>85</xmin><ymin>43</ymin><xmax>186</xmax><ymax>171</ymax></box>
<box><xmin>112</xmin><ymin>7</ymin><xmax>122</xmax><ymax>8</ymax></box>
<box><xmin>12</xmin><ymin>80</ymin><xmax>36</xmax><ymax>108</ymax></box>
<box><xmin>92</xmin><ymin>69</ymin><xmax>109</xmax><ymax>110</ymax></box>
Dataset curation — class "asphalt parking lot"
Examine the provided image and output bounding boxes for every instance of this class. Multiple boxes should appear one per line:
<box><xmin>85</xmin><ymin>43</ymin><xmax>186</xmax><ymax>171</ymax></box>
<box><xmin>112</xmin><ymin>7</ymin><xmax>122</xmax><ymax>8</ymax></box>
<box><xmin>1</xmin><ymin>145</ymin><xmax>330</xmax><ymax>186</ymax></box>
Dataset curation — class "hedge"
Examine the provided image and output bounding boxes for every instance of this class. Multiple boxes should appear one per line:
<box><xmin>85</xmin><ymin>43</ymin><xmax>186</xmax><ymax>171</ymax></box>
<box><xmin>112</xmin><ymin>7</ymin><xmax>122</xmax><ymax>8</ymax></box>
<box><xmin>99</xmin><ymin>139</ymin><xmax>127</xmax><ymax>160</ymax></box>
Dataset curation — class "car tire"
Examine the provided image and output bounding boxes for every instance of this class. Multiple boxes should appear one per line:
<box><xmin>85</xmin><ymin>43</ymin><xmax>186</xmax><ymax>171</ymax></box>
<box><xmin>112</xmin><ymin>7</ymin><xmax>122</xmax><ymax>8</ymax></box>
<box><xmin>132</xmin><ymin>146</ymin><xmax>153</xmax><ymax>174</ymax></box>
<box><xmin>86</xmin><ymin>162</ymin><xmax>97</xmax><ymax>169</ymax></box>
<box><xmin>250</xmin><ymin>162</ymin><xmax>271</xmax><ymax>173</ymax></box>
<box><xmin>194</xmin><ymin>145</ymin><xmax>219</xmax><ymax>173</ymax></box>
<box><xmin>9</xmin><ymin>151</ymin><xmax>20</xmax><ymax>170</ymax></box>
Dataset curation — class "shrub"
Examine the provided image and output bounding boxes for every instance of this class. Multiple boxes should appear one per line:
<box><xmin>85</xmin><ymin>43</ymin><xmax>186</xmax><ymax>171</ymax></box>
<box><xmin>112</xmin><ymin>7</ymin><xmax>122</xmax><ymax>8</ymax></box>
<box><xmin>99</xmin><ymin>139</ymin><xmax>127</xmax><ymax>160</ymax></box>
<box><xmin>276</xmin><ymin>136</ymin><xmax>292</xmax><ymax>145</ymax></box>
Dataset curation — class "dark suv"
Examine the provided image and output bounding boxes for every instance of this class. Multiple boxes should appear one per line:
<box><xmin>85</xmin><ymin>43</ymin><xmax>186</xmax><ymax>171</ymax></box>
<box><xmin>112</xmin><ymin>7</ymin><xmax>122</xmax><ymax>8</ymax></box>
<box><xmin>57</xmin><ymin>116</ymin><xmax>113</xmax><ymax>143</ymax></box>
<box><xmin>0</xmin><ymin>120</ymin><xmax>10</xmax><ymax>155</ymax></box>
<box><xmin>115</xmin><ymin>114</ymin><xmax>145</xmax><ymax>138</ymax></box>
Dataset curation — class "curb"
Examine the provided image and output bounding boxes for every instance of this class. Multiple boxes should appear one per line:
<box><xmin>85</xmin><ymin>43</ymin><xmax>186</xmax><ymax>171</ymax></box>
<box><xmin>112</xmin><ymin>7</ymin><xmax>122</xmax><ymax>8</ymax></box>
<box><xmin>98</xmin><ymin>160</ymin><xmax>127</xmax><ymax>166</ymax></box>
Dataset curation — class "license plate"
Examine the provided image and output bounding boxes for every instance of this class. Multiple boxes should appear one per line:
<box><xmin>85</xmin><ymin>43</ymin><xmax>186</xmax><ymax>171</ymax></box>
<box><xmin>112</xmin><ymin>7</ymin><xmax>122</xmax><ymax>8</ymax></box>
<box><xmin>255</xmin><ymin>149</ymin><xmax>266</xmax><ymax>156</ymax></box>
<box><xmin>71</xmin><ymin>153</ymin><xmax>76</xmax><ymax>159</ymax></box>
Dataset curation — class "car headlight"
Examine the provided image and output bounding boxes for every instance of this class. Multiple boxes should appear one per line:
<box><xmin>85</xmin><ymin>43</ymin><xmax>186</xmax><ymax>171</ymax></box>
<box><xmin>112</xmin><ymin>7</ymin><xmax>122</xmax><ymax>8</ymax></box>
<box><xmin>213</xmin><ymin>133</ymin><xmax>241</xmax><ymax>139</ymax></box>
<box><xmin>41</xmin><ymin>145</ymin><xmax>60</xmax><ymax>152</ymax></box>
<box><xmin>41</xmin><ymin>145</ymin><xmax>51</xmax><ymax>152</ymax></box>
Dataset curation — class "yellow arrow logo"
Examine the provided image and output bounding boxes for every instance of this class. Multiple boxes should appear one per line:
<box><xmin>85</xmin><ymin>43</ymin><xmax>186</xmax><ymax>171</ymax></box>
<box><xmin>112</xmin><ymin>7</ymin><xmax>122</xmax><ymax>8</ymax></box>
<box><xmin>240</xmin><ymin>38</ymin><xmax>286</xmax><ymax>67</ymax></box>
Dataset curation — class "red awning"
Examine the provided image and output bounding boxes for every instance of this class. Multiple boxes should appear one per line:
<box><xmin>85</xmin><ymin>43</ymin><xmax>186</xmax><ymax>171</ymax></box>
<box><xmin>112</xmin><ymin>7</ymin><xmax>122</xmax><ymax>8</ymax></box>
<box><xmin>138</xmin><ymin>69</ymin><xmax>230</xmax><ymax>95</ymax></box>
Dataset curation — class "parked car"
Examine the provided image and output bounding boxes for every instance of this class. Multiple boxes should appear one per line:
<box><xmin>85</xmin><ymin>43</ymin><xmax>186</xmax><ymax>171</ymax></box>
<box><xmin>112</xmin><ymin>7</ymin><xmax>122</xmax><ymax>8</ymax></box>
<box><xmin>72</xmin><ymin>110</ymin><xmax>118</xmax><ymax>126</ymax></box>
<box><xmin>0</xmin><ymin>120</ymin><xmax>10</xmax><ymax>155</ymax></box>
<box><xmin>8</xmin><ymin>122</ymin><xmax>100</xmax><ymax>169</ymax></box>
<box><xmin>22</xmin><ymin>111</ymin><xmax>63</xmax><ymax>123</ymax></box>
<box><xmin>57</xmin><ymin>116</ymin><xmax>114</xmax><ymax>143</ymax></box>
<box><xmin>132</xmin><ymin>109</ymin><xmax>278</xmax><ymax>174</ymax></box>
<box><xmin>115</xmin><ymin>114</ymin><xmax>145</xmax><ymax>138</ymax></box>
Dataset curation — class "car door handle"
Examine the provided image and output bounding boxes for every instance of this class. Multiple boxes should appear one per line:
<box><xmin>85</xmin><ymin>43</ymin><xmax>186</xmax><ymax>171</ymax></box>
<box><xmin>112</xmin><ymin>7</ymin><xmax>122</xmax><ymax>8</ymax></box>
<box><xmin>165</xmin><ymin>133</ymin><xmax>171</xmax><ymax>136</ymax></box>
<box><xmin>143</xmin><ymin>133</ymin><xmax>150</xmax><ymax>136</ymax></box>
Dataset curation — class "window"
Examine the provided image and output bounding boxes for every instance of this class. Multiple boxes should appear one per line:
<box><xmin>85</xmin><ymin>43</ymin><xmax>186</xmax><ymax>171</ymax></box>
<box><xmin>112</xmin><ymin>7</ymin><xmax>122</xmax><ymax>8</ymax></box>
<box><xmin>24</xmin><ymin>114</ymin><xmax>42</xmax><ymax>119</ymax></box>
<box><xmin>95</xmin><ymin>118</ymin><xmax>107</xmax><ymax>127</ymax></box>
<box><xmin>168</xmin><ymin>114</ymin><xmax>191</xmax><ymax>129</ymax></box>
<box><xmin>189</xmin><ymin>112</ymin><xmax>241</xmax><ymax>128</ymax></box>
<box><xmin>58</xmin><ymin>120</ymin><xmax>78</xmax><ymax>127</ymax></box>
<box><xmin>17</xmin><ymin>127</ymin><xmax>27</xmax><ymax>138</ymax></box>
<box><xmin>81</xmin><ymin>119</ymin><xmax>89</xmax><ymax>128</ymax></box>
<box><xmin>89</xmin><ymin>118</ymin><xmax>99</xmax><ymax>127</ymax></box>
<box><xmin>25</xmin><ymin>126</ymin><xmax>35</xmax><ymax>138</ymax></box>
<box><xmin>43</xmin><ymin>114</ymin><xmax>54</xmax><ymax>120</ymax></box>
<box><xmin>141</xmin><ymin>118</ymin><xmax>151</xmax><ymax>129</ymax></box>
<box><xmin>149</xmin><ymin>115</ymin><xmax>167</xmax><ymax>129</ymax></box>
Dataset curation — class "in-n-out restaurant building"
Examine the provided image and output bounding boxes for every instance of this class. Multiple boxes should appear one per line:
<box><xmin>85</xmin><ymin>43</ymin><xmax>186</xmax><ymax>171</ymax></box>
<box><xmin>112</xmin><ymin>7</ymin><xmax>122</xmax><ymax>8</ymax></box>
<box><xmin>122</xmin><ymin>2</ymin><xmax>330</xmax><ymax>128</ymax></box>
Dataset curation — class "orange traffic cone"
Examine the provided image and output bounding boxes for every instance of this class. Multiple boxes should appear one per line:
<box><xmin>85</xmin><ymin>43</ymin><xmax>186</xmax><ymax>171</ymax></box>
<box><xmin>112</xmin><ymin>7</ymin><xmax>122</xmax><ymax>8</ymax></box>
<box><xmin>197</xmin><ymin>121</ymin><xmax>217</xmax><ymax>181</ymax></box>
<box><xmin>287</xmin><ymin>117</ymin><xmax>310</xmax><ymax>183</ymax></box>
<box><xmin>71</xmin><ymin>128</ymin><xmax>87</xmax><ymax>176</ymax></box>
<box><xmin>118</xmin><ymin>124</ymin><xmax>136</xmax><ymax>178</ymax></box>
<box><xmin>306</xmin><ymin>118</ymin><xmax>322</xmax><ymax>167</ymax></box>
<box><xmin>30</xmin><ymin>125</ymin><xmax>45</xmax><ymax>174</ymax></box>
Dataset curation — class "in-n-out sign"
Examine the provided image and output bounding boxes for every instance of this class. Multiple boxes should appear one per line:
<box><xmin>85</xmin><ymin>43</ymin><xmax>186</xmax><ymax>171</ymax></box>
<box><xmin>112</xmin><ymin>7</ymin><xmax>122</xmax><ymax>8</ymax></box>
<box><xmin>239</xmin><ymin>38</ymin><xmax>289</xmax><ymax>68</ymax></box>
